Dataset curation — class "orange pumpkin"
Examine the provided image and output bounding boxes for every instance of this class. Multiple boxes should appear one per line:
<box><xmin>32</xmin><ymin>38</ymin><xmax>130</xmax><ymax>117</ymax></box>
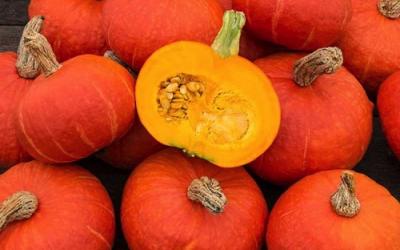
<box><xmin>267</xmin><ymin>170</ymin><xmax>400</xmax><ymax>249</ymax></box>
<box><xmin>0</xmin><ymin>161</ymin><xmax>115</xmax><ymax>249</ymax></box>
<box><xmin>136</xmin><ymin>11</ymin><xmax>280</xmax><ymax>167</ymax></box>
<box><xmin>121</xmin><ymin>148</ymin><xmax>268</xmax><ymax>249</ymax></box>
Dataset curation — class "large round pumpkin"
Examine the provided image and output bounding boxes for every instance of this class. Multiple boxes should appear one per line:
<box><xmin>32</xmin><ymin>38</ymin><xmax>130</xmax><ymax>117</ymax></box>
<box><xmin>103</xmin><ymin>0</ymin><xmax>224</xmax><ymax>70</ymax></box>
<box><xmin>232</xmin><ymin>0</ymin><xmax>351</xmax><ymax>50</ymax></box>
<box><xmin>121</xmin><ymin>148</ymin><xmax>268</xmax><ymax>249</ymax></box>
<box><xmin>378</xmin><ymin>71</ymin><xmax>400</xmax><ymax>159</ymax></box>
<box><xmin>338</xmin><ymin>0</ymin><xmax>400</xmax><ymax>94</ymax></box>
<box><xmin>16</xmin><ymin>31</ymin><xmax>135</xmax><ymax>164</ymax></box>
<box><xmin>0</xmin><ymin>17</ymin><xmax>45</xmax><ymax>168</ymax></box>
<box><xmin>28</xmin><ymin>0</ymin><xmax>106</xmax><ymax>62</ymax></box>
<box><xmin>0</xmin><ymin>161</ymin><xmax>115</xmax><ymax>249</ymax></box>
<box><xmin>251</xmin><ymin>48</ymin><xmax>373</xmax><ymax>185</ymax></box>
<box><xmin>267</xmin><ymin>170</ymin><xmax>400</xmax><ymax>249</ymax></box>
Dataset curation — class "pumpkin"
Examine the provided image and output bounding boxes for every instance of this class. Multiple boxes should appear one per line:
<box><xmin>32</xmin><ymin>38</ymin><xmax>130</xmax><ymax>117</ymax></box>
<box><xmin>136</xmin><ymin>11</ymin><xmax>280</xmax><ymax>167</ymax></box>
<box><xmin>251</xmin><ymin>48</ymin><xmax>373</xmax><ymax>185</ymax></box>
<box><xmin>378</xmin><ymin>71</ymin><xmax>400</xmax><ymax>159</ymax></box>
<box><xmin>0</xmin><ymin>161</ymin><xmax>115</xmax><ymax>249</ymax></box>
<box><xmin>337</xmin><ymin>0</ymin><xmax>400</xmax><ymax>94</ymax></box>
<box><xmin>232</xmin><ymin>0</ymin><xmax>351</xmax><ymax>51</ymax></box>
<box><xmin>121</xmin><ymin>148</ymin><xmax>268</xmax><ymax>249</ymax></box>
<box><xmin>0</xmin><ymin>17</ymin><xmax>44</xmax><ymax>168</ymax></box>
<box><xmin>97</xmin><ymin>118</ymin><xmax>166</xmax><ymax>169</ymax></box>
<box><xmin>103</xmin><ymin>0</ymin><xmax>224</xmax><ymax>70</ymax></box>
<box><xmin>267</xmin><ymin>170</ymin><xmax>400</xmax><ymax>249</ymax></box>
<box><xmin>28</xmin><ymin>0</ymin><xmax>107</xmax><ymax>62</ymax></box>
<box><xmin>16</xmin><ymin>31</ymin><xmax>135</xmax><ymax>164</ymax></box>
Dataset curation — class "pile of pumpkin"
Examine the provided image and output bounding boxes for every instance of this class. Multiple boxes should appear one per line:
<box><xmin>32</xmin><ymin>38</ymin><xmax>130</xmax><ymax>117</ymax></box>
<box><xmin>0</xmin><ymin>0</ymin><xmax>399</xmax><ymax>249</ymax></box>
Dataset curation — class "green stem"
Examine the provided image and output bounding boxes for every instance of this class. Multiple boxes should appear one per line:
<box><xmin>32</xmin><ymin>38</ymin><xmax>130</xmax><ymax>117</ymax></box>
<box><xmin>211</xmin><ymin>10</ymin><xmax>246</xmax><ymax>58</ymax></box>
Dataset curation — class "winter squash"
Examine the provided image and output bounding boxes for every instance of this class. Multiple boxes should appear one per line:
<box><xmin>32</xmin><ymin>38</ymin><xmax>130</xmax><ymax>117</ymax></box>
<box><xmin>136</xmin><ymin>11</ymin><xmax>280</xmax><ymax>167</ymax></box>
<box><xmin>267</xmin><ymin>170</ymin><xmax>400</xmax><ymax>249</ymax></box>
<box><xmin>0</xmin><ymin>16</ymin><xmax>44</xmax><ymax>168</ymax></box>
<box><xmin>16</xmin><ymin>31</ymin><xmax>135</xmax><ymax>164</ymax></box>
<box><xmin>29</xmin><ymin>0</ymin><xmax>107</xmax><ymax>62</ymax></box>
<box><xmin>97</xmin><ymin>119</ymin><xmax>166</xmax><ymax>169</ymax></box>
<box><xmin>0</xmin><ymin>161</ymin><xmax>115</xmax><ymax>249</ymax></box>
<box><xmin>337</xmin><ymin>0</ymin><xmax>400</xmax><ymax>94</ymax></box>
<box><xmin>378</xmin><ymin>71</ymin><xmax>400</xmax><ymax>159</ymax></box>
<box><xmin>121</xmin><ymin>148</ymin><xmax>268</xmax><ymax>249</ymax></box>
<box><xmin>232</xmin><ymin>0</ymin><xmax>351</xmax><ymax>51</ymax></box>
<box><xmin>251</xmin><ymin>48</ymin><xmax>373</xmax><ymax>185</ymax></box>
<box><xmin>103</xmin><ymin>0</ymin><xmax>224</xmax><ymax>70</ymax></box>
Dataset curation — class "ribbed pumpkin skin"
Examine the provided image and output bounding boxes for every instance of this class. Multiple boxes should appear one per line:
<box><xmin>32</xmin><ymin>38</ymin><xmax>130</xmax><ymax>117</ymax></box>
<box><xmin>251</xmin><ymin>53</ymin><xmax>373</xmax><ymax>185</ymax></box>
<box><xmin>29</xmin><ymin>0</ymin><xmax>106</xmax><ymax>62</ymax></box>
<box><xmin>0</xmin><ymin>161</ymin><xmax>115</xmax><ymax>249</ymax></box>
<box><xmin>17</xmin><ymin>55</ymin><xmax>135</xmax><ymax>164</ymax></box>
<box><xmin>121</xmin><ymin>149</ymin><xmax>268</xmax><ymax>250</ymax></box>
<box><xmin>232</xmin><ymin>0</ymin><xmax>351</xmax><ymax>51</ymax></box>
<box><xmin>338</xmin><ymin>0</ymin><xmax>400</xmax><ymax>94</ymax></box>
<box><xmin>378</xmin><ymin>71</ymin><xmax>400</xmax><ymax>159</ymax></box>
<box><xmin>267</xmin><ymin>170</ymin><xmax>400</xmax><ymax>250</ymax></box>
<box><xmin>0</xmin><ymin>53</ymin><xmax>32</xmax><ymax>168</ymax></box>
<box><xmin>103</xmin><ymin>0</ymin><xmax>223</xmax><ymax>69</ymax></box>
<box><xmin>98</xmin><ymin>119</ymin><xmax>166</xmax><ymax>169</ymax></box>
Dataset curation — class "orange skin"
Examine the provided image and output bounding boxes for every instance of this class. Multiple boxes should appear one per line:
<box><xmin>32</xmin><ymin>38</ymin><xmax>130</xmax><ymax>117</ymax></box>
<box><xmin>103</xmin><ymin>0</ymin><xmax>223</xmax><ymax>70</ymax></box>
<box><xmin>267</xmin><ymin>170</ymin><xmax>400</xmax><ymax>250</ymax></box>
<box><xmin>0</xmin><ymin>161</ymin><xmax>115</xmax><ymax>249</ymax></box>
<box><xmin>251</xmin><ymin>53</ymin><xmax>373</xmax><ymax>185</ymax></box>
<box><xmin>17</xmin><ymin>55</ymin><xmax>135</xmax><ymax>164</ymax></box>
<box><xmin>0</xmin><ymin>53</ymin><xmax>32</xmax><ymax>168</ymax></box>
<box><xmin>121</xmin><ymin>149</ymin><xmax>268</xmax><ymax>250</ymax></box>
<box><xmin>338</xmin><ymin>0</ymin><xmax>400</xmax><ymax>94</ymax></box>
<box><xmin>378</xmin><ymin>71</ymin><xmax>400</xmax><ymax>159</ymax></box>
<box><xmin>29</xmin><ymin>0</ymin><xmax>107</xmax><ymax>62</ymax></box>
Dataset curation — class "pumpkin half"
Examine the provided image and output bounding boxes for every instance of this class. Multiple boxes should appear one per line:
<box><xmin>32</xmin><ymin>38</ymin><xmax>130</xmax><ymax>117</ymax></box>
<box><xmin>136</xmin><ymin>11</ymin><xmax>281</xmax><ymax>167</ymax></box>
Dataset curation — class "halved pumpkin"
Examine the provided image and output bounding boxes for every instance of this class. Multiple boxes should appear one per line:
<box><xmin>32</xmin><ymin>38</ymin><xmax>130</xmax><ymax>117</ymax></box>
<box><xmin>136</xmin><ymin>11</ymin><xmax>280</xmax><ymax>167</ymax></box>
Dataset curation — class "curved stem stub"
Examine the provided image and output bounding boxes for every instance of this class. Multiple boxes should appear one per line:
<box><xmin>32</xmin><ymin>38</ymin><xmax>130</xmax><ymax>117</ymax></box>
<box><xmin>331</xmin><ymin>171</ymin><xmax>360</xmax><ymax>218</ymax></box>
<box><xmin>378</xmin><ymin>0</ymin><xmax>400</xmax><ymax>19</ymax></box>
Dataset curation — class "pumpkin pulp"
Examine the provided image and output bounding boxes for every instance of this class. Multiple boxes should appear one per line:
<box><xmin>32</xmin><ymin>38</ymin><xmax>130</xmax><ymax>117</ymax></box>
<box><xmin>137</xmin><ymin>11</ymin><xmax>280</xmax><ymax>167</ymax></box>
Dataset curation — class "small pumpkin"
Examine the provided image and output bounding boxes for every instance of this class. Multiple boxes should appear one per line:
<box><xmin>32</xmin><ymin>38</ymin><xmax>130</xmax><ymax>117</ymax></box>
<box><xmin>121</xmin><ymin>148</ymin><xmax>268</xmax><ymax>249</ymax></box>
<box><xmin>16</xmin><ymin>31</ymin><xmax>135</xmax><ymax>164</ymax></box>
<box><xmin>136</xmin><ymin>11</ymin><xmax>280</xmax><ymax>167</ymax></box>
<box><xmin>103</xmin><ymin>0</ymin><xmax>224</xmax><ymax>70</ymax></box>
<box><xmin>28</xmin><ymin>0</ymin><xmax>107</xmax><ymax>62</ymax></box>
<box><xmin>0</xmin><ymin>161</ymin><xmax>115</xmax><ymax>249</ymax></box>
<box><xmin>251</xmin><ymin>48</ymin><xmax>373</xmax><ymax>185</ymax></box>
<box><xmin>267</xmin><ymin>170</ymin><xmax>400</xmax><ymax>249</ymax></box>
<box><xmin>97</xmin><ymin>118</ymin><xmax>166</xmax><ymax>169</ymax></box>
<box><xmin>0</xmin><ymin>17</ymin><xmax>44</xmax><ymax>168</ymax></box>
<box><xmin>232</xmin><ymin>0</ymin><xmax>351</xmax><ymax>50</ymax></box>
<box><xmin>378</xmin><ymin>71</ymin><xmax>400</xmax><ymax>159</ymax></box>
<box><xmin>338</xmin><ymin>0</ymin><xmax>400</xmax><ymax>94</ymax></box>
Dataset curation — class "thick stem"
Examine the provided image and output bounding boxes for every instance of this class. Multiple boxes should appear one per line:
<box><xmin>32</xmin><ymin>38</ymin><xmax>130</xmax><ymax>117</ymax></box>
<box><xmin>16</xmin><ymin>16</ymin><xmax>44</xmax><ymax>79</ymax></box>
<box><xmin>331</xmin><ymin>171</ymin><xmax>360</xmax><ymax>218</ymax></box>
<box><xmin>187</xmin><ymin>176</ymin><xmax>227</xmax><ymax>214</ymax></box>
<box><xmin>211</xmin><ymin>10</ymin><xmax>246</xmax><ymax>58</ymax></box>
<box><xmin>0</xmin><ymin>192</ymin><xmax>38</xmax><ymax>231</ymax></box>
<box><xmin>378</xmin><ymin>0</ymin><xmax>400</xmax><ymax>19</ymax></box>
<box><xmin>104</xmin><ymin>50</ymin><xmax>137</xmax><ymax>77</ymax></box>
<box><xmin>24</xmin><ymin>31</ymin><xmax>61</xmax><ymax>77</ymax></box>
<box><xmin>293</xmin><ymin>47</ymin><xmax>343</xmax><ymax>87</ymax></box>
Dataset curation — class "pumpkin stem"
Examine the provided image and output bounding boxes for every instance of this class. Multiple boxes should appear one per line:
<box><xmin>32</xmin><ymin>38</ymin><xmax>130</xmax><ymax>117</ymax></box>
<box><xmin>378</xmin><ymin>0</ymin><xmax>400</xmax><ymax>19</ymax></box>
<box><xmin>15</xmin><ymin>16</ymin><xmax>44</xmax><ymax>79</ymax></box>
<box><xmin>24</xmin><ymin>31</ymin><xmax>61</xmax><ymax>77</ymax></box>
<box><xmin>104</xmin><ymin>50</ymin><xmax>136</xmax><ymax>76</ymax></box>
<box><xmin>0</xmin><ymin>191</ymin><xmax>38</xmax><ymax>231</ymax></box>
<box><xmin>331</xmin><ymin>171</ymin><xmax>361</xmax><ymax>218</ymax></box>
<box><xmin>293</xmin><ymin>47</ymin><xmax>343</xmax><ymax>87</ymax></box>
<box><xmin>211</xmin><ymin>10</ymin><xmax>246</xmax><ymax>58</ymax></box>
<box><xmin>187</xmin><ymin>176</ymin><xmax>227</xmax><ymax>214</ymax></box>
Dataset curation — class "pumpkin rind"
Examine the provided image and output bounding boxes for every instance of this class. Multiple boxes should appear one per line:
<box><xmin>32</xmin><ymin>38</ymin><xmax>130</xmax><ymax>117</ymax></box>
<box><xmin>267</xmin><ymin>170</ymin><xmax>400</xmax><ymax>250</ymax></box>
<box><xmin>121</xmin><ymin>148</ymin><xmax>268</xmax><ymax>249</ymax></box>
<box><xmin>0</xmin><ymin>161</ymin><xmax>115</xmax><ymax>249</ymax></box>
